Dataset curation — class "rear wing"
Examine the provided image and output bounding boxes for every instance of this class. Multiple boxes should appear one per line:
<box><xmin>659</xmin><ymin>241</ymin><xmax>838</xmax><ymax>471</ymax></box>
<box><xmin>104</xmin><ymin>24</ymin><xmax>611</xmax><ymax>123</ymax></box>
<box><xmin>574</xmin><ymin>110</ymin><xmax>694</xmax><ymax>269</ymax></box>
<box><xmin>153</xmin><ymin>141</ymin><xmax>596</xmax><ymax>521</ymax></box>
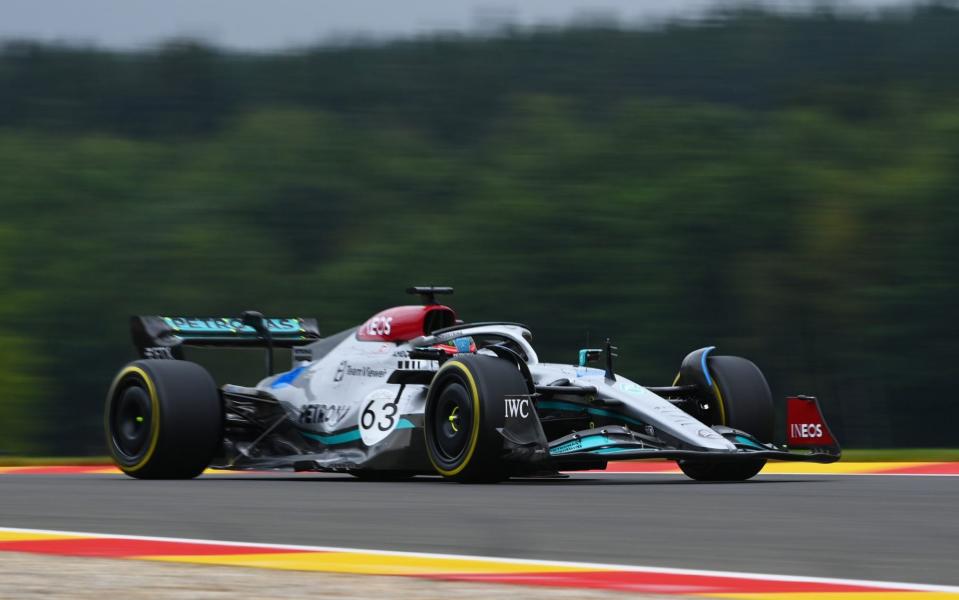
<box><xmin>131</xmin><ymin>315</ymin><xmax>320</xmax><ymax>360</ymax></box>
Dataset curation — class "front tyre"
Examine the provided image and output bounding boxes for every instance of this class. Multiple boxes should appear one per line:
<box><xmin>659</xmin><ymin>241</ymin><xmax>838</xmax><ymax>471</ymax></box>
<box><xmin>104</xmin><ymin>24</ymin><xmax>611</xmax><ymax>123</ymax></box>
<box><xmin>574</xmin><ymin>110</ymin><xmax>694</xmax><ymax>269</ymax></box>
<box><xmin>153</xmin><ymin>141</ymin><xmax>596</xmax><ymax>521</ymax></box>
<box><xmin>105</xmin><ymin>359</ymin><xmax>222</xmax><ymax>479</ymax></box>
<box><xmin>424</xmin><ymin>355</ymin><xmax>528</xmax><ymax>483</ymax></box>
<box><xmin>679</xmin><ymin>355</ymin><xmax>773</xmax><ymax>482</ymax></box>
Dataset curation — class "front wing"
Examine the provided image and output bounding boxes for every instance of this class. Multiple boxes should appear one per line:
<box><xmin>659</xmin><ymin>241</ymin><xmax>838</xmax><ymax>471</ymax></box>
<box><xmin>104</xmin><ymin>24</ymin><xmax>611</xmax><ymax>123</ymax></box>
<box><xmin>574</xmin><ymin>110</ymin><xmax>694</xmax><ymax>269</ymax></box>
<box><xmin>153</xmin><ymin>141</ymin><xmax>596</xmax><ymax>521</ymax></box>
<box><xmin>544</xmin><ymin>424</ymin><xmax>840</xmax><ymax>471</ymax></box>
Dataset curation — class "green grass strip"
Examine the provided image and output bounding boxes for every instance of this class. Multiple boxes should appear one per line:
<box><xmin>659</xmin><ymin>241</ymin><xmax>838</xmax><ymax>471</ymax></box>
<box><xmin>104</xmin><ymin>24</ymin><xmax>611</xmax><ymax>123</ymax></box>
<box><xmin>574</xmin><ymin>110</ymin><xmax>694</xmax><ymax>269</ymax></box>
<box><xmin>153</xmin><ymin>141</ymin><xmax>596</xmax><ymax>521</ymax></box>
<box><xmin>839</xmin><ymin>449</ymin><xmax>959</xmax><ymax>462</ymax></box>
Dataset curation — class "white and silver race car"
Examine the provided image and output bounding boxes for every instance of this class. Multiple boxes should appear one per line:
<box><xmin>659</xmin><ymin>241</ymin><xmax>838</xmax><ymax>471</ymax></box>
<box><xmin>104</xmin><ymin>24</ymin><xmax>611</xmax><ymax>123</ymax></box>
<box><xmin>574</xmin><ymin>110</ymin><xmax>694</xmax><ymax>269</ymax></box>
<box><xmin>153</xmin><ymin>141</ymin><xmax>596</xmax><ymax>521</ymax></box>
<box><xmin>106</xmin><ymin>286</ymin><xmax>840</xmax><ymax>482</ymax></box>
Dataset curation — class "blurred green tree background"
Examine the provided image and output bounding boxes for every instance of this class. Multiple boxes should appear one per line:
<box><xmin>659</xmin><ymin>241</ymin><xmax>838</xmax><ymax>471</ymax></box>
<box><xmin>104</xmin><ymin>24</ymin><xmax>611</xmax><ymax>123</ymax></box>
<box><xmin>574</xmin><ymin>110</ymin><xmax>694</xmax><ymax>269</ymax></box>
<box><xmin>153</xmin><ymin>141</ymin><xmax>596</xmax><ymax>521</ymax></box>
<box><xmin>1</xmin><ymin>5</ymin><xmax>957</xmax><ymax>454</ymax></box>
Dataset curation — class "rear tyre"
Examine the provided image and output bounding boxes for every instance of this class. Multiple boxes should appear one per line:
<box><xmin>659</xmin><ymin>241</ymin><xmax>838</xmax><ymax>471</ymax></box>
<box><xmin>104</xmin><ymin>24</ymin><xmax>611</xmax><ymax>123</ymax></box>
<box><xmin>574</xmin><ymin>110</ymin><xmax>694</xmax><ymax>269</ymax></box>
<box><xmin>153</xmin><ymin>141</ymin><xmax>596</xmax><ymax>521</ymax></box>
<box><xmin>424</xmin><ymin>355</ymin><xmax>528</xmax><ymax>483</ymax></box>
<box><xmin>105</xmin><ymin>359</ymin><xmax>222</xmax><ymax>479</ymax></box>
<box><xmin>678</xmin><ymin>355</ymin><xmax>773</xmax><ymax>482</ymax></box>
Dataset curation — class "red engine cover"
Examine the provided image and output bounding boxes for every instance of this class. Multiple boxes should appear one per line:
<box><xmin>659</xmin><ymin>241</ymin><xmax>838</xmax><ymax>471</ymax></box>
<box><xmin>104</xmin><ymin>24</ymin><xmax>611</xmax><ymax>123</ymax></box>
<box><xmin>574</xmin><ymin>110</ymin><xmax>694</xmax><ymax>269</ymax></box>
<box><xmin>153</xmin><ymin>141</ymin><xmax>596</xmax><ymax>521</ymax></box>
<box><xmin>356</xmin><ymin>305</ymin><xmax>456</xmax><ymax>342</ymax></box>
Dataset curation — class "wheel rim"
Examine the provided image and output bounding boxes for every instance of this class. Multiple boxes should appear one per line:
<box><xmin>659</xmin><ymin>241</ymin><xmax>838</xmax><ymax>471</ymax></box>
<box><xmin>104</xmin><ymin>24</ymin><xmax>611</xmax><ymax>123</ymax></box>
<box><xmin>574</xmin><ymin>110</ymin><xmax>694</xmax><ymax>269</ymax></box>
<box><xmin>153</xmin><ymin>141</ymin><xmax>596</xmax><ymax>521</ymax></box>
<box><xmin>111</xmin><ymin>379</ymin><xmax>153</xmax><ymax>459</ymax></box>
<box><xmin>431</xmin><ymin>382</ymin><xmax>473</xmax><ymax>462</ymax></box>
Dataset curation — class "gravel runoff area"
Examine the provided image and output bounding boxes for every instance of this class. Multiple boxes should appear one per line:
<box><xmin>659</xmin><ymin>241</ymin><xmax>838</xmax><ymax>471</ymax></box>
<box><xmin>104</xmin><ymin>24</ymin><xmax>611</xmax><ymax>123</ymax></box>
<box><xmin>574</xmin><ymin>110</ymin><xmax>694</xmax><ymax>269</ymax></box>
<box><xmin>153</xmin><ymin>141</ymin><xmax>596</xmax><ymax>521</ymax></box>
<box><xmin>0</xmin><ymin>552</ymin><xmax>674</xmax><ymax>600</ymax></box>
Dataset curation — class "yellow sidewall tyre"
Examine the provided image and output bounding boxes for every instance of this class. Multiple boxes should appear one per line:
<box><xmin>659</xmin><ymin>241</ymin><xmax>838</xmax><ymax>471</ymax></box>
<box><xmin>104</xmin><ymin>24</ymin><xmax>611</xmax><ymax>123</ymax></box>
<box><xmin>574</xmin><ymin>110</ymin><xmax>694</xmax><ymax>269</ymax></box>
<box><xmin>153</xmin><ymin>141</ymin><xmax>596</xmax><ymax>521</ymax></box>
<box><xmin>677</xmin><ymin>355</ymin><xmax>773</xmax><ymax>482</ymax></box>
<box><xmin>424</xmin><ymin>355</ymin><xmax>528</xmax><ymax>483</ymax></box>
<box><xmin>105</xmin><ymin>359</ymin><xmax>222</xmax><ymax>479</ymax></box>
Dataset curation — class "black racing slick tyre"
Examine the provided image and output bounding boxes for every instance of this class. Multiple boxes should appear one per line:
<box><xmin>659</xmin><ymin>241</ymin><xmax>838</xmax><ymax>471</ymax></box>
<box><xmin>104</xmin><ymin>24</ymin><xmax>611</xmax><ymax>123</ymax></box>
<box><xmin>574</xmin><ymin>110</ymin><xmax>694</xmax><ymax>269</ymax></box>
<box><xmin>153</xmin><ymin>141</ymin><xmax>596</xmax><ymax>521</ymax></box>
<box><xmin>105</xmin><ymin>359</ymin><xmax>222</xmax><ymax>479</ymax></box>
<box><xmin>424</xmin><ymin>355</ymin><xmax>529</xmax><ymax>483</ymax></box>
<box><xmin>679</xmin><ymin>355</ymin><xmax>773</xmax><ymax>482</ymax></box>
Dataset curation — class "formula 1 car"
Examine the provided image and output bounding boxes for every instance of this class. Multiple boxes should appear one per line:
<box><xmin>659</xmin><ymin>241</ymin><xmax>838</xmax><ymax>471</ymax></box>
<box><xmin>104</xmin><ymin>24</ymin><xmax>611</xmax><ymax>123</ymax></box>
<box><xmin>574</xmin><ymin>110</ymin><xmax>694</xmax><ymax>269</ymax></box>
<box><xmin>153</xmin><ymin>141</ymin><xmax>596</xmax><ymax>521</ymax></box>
<box><xmin>105</xmin><ymin>286</ymin><xmax>840</xmax><ymax>482</ymax></box>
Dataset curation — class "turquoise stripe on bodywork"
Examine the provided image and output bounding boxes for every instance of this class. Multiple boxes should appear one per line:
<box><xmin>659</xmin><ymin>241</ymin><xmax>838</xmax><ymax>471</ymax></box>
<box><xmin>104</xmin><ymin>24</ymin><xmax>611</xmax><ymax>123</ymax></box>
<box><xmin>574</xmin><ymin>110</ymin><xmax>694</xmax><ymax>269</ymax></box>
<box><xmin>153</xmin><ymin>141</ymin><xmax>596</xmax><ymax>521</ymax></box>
<box><xmin>551</xmin><ymin>434</ymin><xmax>652</xmax><ymax>456</ymax></box>
<box><xmin>593</xmin><ymin>447</ymin><xmax>643</xmax><ymax>455</ymax></box>
<box><xmin>550</xmin><ymin>434</ymin><xmax>617</xmax><ymax>455</ymax></box>
<box><xmin>301</xmin><ymin>428</ymin><xmax>362</xmax><ymax>444</ymax></box>
<box><xmin>300</xmin><ymin>418</ymin><xmax>415</xmax><ymax>445</ymax></box>
<box><xmin>735</xmin><ymin>435</ymin><xmax>765</xmax><ymax>450</ymax></box>
<box><xmin>536</xmin><ymin>400</ymin><xmax>647</xmax><ymax>427</ymax></box>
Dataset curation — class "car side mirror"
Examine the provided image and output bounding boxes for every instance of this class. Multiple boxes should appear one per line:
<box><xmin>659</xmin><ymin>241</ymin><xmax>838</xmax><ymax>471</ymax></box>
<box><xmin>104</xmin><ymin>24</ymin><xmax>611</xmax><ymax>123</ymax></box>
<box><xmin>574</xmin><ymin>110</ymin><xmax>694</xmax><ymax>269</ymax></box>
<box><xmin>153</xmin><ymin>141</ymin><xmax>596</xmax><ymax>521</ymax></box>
<box><xmin>578</xmin><ymin>348</ymin><xmax>603</xmax><ymax>367</ymax></box>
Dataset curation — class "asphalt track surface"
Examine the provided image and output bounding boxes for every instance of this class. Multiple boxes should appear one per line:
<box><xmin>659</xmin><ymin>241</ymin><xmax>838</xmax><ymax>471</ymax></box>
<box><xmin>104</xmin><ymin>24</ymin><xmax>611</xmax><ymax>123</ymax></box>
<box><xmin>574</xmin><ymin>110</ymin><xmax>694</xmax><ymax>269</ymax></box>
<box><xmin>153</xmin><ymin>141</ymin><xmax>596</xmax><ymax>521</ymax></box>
<box><xmin>2</xmin><ymin>471</ymin><xmax>956</xmax><ymax>587</ymax></box>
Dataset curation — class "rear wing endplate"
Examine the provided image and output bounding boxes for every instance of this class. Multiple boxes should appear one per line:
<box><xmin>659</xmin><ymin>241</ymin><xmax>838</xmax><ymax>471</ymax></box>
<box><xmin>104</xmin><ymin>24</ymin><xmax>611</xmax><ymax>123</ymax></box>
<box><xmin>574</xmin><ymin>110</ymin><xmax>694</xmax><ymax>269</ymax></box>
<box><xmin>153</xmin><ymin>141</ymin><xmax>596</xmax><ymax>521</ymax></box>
<box><xmin>131</xmin><ymin>315</ymin><xmax>320</xmax><ymax>360</ymax></box>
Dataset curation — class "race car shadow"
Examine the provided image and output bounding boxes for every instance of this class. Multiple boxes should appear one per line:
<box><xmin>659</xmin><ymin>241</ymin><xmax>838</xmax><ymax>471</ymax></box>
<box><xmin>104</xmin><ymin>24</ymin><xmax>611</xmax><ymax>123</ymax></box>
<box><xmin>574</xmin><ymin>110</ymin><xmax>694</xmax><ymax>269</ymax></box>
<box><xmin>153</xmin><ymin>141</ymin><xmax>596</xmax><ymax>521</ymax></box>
<box><xmin>196</xmin><ymin>474</ymin><xmax>828</xmax><ymax>486</ymax></box>
<box><xmin>503</xmin><ymin>477</ymin><xmax>827</xmax><ymax>486</ymax></box>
